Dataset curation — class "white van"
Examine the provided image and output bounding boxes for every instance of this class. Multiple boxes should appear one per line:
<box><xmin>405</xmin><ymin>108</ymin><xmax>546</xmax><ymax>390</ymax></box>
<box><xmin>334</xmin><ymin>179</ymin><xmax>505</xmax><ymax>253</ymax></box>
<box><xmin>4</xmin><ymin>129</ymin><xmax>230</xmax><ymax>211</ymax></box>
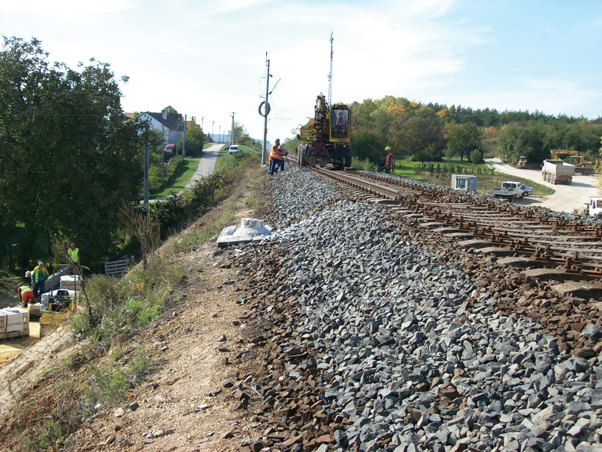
<box><xmin>229</xmin><ymin>145</ymin><xmax>239</xmax><ymax>154</ymax></box>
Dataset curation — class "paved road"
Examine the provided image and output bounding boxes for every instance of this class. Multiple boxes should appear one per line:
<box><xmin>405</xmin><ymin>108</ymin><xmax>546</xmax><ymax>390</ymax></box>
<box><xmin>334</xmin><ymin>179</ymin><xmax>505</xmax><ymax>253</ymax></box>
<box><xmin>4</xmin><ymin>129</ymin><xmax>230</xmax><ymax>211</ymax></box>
<box><xmin>184</xmin><ymin>143</ymin><xmax>223</xmax><ymax>189</ymax></box>
<box><xmin>485</xmin><ymin>158</ymin><xmax>600</xmax><ymax>213</ymax></box>
<box><xmin>149</xmin><ymin>144</ymin><xmax>224</xmax><ymax>202</ymax></box>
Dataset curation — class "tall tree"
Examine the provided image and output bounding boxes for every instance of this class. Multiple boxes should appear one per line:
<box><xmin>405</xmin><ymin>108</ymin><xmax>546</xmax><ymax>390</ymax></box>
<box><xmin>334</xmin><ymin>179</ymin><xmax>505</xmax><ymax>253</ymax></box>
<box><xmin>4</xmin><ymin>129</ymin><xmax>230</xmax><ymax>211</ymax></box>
<box><xmin>0</xmin><ymin>37</ymin><xmax>142</xmax><ymax>267</ymax></box>
<box><xmin>445</xmin><ymin>122</ymin><xmax>483</xmax><ymax>161</ymax></box>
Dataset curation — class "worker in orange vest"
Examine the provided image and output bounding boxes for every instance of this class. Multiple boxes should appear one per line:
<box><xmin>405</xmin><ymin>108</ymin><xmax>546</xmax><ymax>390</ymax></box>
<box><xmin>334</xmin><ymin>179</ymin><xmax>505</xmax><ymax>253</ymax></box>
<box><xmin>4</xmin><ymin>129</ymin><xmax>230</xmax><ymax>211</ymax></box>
<box><xmin>377</xmin><ymin>146</ymin><xmax>394</xmax><ymax>174</ymax></box>
<box><xmin>269</xmin><ymin>138</ymin><xmax>287</xmax><ymax>175</ymax></box>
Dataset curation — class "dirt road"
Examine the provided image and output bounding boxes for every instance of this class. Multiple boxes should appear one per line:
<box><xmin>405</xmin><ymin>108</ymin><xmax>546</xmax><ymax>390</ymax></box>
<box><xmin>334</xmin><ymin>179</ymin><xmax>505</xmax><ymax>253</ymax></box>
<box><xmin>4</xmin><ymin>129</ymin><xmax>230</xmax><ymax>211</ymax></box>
<box><xmin>486</xmin><ymin>158</ymin><xmax>600</xmax><ymax>213</ymax></box>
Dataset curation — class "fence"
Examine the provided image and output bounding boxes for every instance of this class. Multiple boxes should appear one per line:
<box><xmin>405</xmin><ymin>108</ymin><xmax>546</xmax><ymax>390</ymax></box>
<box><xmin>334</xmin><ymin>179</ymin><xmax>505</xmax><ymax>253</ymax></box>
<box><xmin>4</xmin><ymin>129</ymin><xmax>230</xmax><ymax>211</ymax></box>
<box><xmin>104</xmin><ymin>258</ymin><xmax>129</xmax><ymax>277</ymax></box>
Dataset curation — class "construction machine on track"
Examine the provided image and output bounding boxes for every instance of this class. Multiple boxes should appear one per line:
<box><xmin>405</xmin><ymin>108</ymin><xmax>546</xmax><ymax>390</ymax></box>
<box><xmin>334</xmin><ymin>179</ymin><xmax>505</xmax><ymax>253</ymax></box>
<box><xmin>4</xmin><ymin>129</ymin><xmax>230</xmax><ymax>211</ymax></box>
<box><xmin>297</xmin><ymin>93</ymin><xmax>352</xmax><ymax>169</ymax></box>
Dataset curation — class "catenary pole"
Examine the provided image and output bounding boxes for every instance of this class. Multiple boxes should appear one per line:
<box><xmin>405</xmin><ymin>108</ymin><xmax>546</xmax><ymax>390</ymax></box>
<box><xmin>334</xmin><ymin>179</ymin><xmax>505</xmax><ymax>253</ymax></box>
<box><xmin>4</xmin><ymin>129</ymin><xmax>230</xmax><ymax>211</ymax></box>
<box><xmin>182</xmin><ymin>114</ymin><xmax>187</xmax><ymax>157</ymax></box>
<box><xmin>262</xmin><ymin>54</ymin><xmax>270</xmax><ymax>165</ymax></box>
<box><xmin>231</xmin><ymin>112</ymin><xmax>235</xmax><ymax>145</ymax></box>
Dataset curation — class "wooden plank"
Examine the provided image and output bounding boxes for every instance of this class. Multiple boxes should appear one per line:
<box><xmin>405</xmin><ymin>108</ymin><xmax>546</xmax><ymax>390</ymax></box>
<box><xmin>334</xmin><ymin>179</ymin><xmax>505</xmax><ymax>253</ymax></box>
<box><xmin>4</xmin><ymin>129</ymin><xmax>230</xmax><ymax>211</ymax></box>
<box><xmin>104</xmin><ymin>259</ymin><xmax>128</xmax><ymax>277</ymax></box>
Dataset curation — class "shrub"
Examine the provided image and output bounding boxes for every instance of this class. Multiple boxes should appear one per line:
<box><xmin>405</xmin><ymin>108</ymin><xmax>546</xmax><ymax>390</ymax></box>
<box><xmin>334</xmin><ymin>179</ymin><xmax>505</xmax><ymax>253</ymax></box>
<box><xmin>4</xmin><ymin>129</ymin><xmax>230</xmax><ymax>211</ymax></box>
<box><xmin>411</xmin><ymin>149</ymin><xmax>433</xmax><ymax>163</ymax></box>
<box><xmin>470</xmin><ymin>149</ymin><xmax>483</xmax><ymax>164</ymax></box>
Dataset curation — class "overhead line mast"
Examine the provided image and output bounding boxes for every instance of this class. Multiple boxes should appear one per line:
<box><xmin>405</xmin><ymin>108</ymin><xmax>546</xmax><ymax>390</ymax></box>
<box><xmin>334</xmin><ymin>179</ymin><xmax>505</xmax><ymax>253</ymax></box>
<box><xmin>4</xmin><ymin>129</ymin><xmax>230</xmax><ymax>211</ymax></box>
<box><xmin>328</xmin><ymin>32</ymin><xmax>333</xmax><ymax>106</ymax></box>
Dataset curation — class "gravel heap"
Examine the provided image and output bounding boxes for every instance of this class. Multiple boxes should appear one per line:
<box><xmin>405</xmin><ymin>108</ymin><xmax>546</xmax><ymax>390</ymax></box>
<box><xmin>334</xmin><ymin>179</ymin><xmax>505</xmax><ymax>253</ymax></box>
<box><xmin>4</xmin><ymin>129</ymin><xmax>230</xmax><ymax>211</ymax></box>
<box><xmin>266</xmin><ymin>167</ymin><xmax>342</xmax><ymax>227</ymax></box>
<box><xmin>239</xmin><ymin>167</ymin><xmax>602</xmax><ymax>452</ymax></box>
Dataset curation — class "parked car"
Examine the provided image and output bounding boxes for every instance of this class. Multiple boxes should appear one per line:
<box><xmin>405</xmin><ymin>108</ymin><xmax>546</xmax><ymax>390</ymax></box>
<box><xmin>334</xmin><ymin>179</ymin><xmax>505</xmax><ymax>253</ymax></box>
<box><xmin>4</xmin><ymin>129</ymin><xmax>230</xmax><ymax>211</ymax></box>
<box><xmin>164</xmin><ymin>144</ymin><xmax>176</xmax><ymax>159</ymax></box>
<box><xmin>229</xmin><ymin>145</ymin><xmax>239</xmax><ymax>154</ymax></box>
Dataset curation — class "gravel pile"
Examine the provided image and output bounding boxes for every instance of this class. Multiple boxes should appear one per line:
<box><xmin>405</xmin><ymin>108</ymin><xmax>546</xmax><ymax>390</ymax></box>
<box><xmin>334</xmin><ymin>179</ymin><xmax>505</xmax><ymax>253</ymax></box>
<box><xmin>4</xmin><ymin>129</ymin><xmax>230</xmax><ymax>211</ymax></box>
<box><xmin>266</xmin><ymin>167</ymin><xmax>342</xmax><ymax>227</ymax></box>
<box><xmin>240</xmin><ymin>167</ymin><xmax>602</xmax><ymax>452</ymax></box>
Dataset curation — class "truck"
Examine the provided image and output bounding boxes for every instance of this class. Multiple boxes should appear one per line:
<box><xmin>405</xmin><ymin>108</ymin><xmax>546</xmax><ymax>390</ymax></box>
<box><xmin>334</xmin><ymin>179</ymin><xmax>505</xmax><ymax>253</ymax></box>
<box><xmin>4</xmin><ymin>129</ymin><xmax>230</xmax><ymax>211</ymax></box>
<box><xmin>542</xmin><ymin>159</ymin><xmax>575</xmax><ymax>185</ymax></box>
<box><xmin>584</xmin><ymin>197</ymin><xmax>602</xmax><ymax>218</ymax></box>
<box><xmin>517</xmin><ymin>156</ymin><xmax>527</xmax><ymax>169</ymax></box>
<box><xmin>490</xmin><ymin>181</ymin><xmax>532</xmax><ymax>201</ymax></box>
<box><xmin>451</xmin><ymin>175</ymin><xmax>477</xmax><ymax>194</ymax></box>
<box><xmin>550</xmin><ymin>150</ymin><xmax>594</xmax><ymax>175</ymax></box>
<box><xmin>297</xmin><ymin>93</ymin><xmax>352</xmax><ymax>169</ymax></box>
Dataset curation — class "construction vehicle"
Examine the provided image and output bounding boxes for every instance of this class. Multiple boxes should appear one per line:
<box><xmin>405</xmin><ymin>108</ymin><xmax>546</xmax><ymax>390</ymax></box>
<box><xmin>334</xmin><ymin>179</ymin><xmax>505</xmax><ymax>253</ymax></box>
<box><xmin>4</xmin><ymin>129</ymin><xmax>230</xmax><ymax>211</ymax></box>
<box><xmin>542</xmin><ymin>159</ymin><xmax>575</xmax><ymax>184</ymax></box>
<box><xmin>297</xmin><ymin>93</ymin><xmax>352</xmax><ymax>169</ymax></box>
<box><xmin>517</xmin><ymin>156</ymin><xmax>527</xmax><ymax>169</ymax></box>
<box><xmin>550</xmin><ymin>150</ymin><xmax>594</xmax><ymax>175</ymax></box>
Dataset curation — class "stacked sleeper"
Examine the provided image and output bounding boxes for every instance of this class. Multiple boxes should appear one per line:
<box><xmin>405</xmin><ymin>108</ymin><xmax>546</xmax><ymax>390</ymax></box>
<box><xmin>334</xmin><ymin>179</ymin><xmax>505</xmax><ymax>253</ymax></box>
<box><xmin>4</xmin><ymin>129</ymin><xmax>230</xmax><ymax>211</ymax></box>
<box><xmin>0</xmin><ymin>308</ymin><xmax>30</xmax><ymax>339</ymax></box>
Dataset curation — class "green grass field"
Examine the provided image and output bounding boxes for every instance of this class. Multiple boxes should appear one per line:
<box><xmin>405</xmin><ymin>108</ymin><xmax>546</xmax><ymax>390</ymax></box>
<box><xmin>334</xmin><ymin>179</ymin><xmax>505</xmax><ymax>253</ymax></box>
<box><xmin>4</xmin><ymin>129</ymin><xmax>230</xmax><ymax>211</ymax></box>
<box><xmin>151</xmin><ymin>157</ymin><xmax>200</xmax><ymax>198</ymax></box>
<box><xmin>384</xmin><ymin>157</ymin><xmax>555</xmax><ymax>196</ymax></box>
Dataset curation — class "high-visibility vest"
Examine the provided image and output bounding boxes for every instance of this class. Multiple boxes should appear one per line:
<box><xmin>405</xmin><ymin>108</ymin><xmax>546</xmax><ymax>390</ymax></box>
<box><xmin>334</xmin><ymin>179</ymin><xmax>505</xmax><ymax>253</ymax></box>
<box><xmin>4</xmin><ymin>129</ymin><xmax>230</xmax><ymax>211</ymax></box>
<box><xmin>270</xmin><ymin>145</ymin><xmax>283</xmax><ymax>160</ymax></box>
<box><xmin>68</xmin><ymin>247</ymin><xmax>79</xmax><ymax>263</ymax></box>
<box><xmin>19</xmin><ymin>286</ymin><xmax>33</xmax><ymax>301</ymax></box>
<box><xmin>32</xmin><ymin>266</ymin><xmax>49</xmax><ymax>283</ymax></box>
<box><xmin>385</xmin><ymin>152</ymin><xmax>394</xmax><ymax>169</ymax></box>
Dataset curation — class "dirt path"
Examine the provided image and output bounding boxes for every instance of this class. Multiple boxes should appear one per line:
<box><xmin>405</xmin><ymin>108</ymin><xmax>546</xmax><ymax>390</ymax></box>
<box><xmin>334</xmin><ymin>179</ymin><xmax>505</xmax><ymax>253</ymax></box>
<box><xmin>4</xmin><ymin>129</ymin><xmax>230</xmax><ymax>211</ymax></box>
<box><xmin>486</xmin><ymin>158</ymin><xmax>600</xmax><ymax>213</ymax></box>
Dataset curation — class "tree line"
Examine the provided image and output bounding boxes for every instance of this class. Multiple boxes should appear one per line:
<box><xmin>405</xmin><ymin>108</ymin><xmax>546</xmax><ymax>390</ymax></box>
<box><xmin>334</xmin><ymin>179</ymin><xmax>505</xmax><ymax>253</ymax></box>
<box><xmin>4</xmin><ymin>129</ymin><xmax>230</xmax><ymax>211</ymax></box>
<box><xmin>349</xmin><ymin>96</ymin><xmax>602</xmax><ymax>167</ymax></box>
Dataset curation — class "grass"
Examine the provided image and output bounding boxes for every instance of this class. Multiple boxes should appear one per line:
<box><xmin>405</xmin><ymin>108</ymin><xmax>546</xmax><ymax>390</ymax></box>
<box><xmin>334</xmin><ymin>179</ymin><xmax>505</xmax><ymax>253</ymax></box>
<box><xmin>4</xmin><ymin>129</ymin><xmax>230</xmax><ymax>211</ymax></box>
<box><xmin>376</xmin><ymin>157</ymin><xmax>555</xmax><ymax>196</ymax></box>
<box><xmin>151</xmin><ymin>157</ymin><xmax>201</xmax><ymax>198</ymax></box>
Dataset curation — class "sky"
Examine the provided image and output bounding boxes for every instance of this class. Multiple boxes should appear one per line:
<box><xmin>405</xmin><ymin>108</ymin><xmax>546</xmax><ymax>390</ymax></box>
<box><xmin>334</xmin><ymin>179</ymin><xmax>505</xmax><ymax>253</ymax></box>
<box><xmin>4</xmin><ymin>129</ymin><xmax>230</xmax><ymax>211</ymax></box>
<box><xmin>1</xmin><ymin>0</ymin><xmax>601</xmax><ymax>144</ymax></box>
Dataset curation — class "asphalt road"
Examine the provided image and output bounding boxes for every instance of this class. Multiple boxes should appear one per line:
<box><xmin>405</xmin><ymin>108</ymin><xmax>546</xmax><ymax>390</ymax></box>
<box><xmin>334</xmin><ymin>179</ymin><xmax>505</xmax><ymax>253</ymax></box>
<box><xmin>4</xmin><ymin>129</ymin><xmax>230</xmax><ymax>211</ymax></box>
<box><xmin>149</xmin><ymin>143</ymin><xmax>224</xmax><ymax>202</ymax></box>
<box><xmin>485</xmin><ymin>158</ymin><xmax>600</xmax><ymax>213</ymax></box>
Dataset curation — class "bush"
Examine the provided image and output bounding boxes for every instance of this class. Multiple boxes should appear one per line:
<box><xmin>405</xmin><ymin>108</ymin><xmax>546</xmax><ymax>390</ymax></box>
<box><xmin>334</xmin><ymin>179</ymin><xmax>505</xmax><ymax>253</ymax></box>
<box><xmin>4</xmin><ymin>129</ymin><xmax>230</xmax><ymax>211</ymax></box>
<box><xmin>470</xmin><ymin>149</ymin><xmax>483</xmax><ymax>164</ymax></box>
<box><xmin>412</xmin><ymin>149</ymin><xmax>433</xmax><ymax>163</ymax></box>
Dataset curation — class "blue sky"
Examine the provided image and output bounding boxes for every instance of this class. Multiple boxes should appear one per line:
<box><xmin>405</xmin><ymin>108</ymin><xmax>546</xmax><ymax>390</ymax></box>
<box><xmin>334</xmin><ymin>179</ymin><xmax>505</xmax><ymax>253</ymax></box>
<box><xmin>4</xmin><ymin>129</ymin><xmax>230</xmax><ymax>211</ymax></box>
<box><xmin>0</xmin><ymin>0</ymin><xmax>600</xmax><ymax>143</ymax></box>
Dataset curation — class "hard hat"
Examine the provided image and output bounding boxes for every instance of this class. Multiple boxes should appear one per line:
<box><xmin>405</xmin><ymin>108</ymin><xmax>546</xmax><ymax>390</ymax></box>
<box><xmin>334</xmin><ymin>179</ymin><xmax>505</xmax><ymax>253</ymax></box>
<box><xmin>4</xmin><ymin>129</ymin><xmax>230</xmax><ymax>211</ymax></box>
<box><xmin>38</xmin><ymin>261</ymin><xmax>43</xmax><ymax>266</ymax></box>
<box><xmin>275</xmin><ymin>138</ymin><xmax>280</xmax><ymax>143</ymax></box>
<box><xmin>385</xmin><ymin>146</ymin><xmax>391</xmax><ymax>151</ymax></box>
<box><xmin>25</xmin><ymin>271</ymin><xmax>31</xmax><ymax>277</ymax></box>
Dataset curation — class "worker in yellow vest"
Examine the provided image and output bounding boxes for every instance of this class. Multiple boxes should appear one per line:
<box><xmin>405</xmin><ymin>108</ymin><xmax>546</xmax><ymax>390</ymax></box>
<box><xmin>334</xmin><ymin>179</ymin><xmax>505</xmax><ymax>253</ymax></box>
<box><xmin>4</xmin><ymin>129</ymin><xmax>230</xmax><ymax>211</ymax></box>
<box><xmin>17</xmin><ymin>284</ymin><xmax>34</xmax><ymax>307</ymax></box>
<box><xmin>377</xmin><ymin>146</ymin><xmax>395</xmax><ymax>174</ymax></box>
<box><xmin>31</xmin><ymin>262</ymin><xmax>49</xmax><ymax>299</ymax></box>
<box><xmin>68</xmin><ymin>242</ymin><xmax>80</xmax><ymax>273</ymax></box>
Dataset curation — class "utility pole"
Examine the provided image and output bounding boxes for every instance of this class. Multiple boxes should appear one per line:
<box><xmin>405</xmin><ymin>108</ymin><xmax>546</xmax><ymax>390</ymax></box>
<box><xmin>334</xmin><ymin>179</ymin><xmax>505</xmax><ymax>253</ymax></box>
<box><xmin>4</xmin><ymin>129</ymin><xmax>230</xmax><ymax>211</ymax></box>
<box><xmin>231</xmin><ymin>112</ymin><xmax>236</xmax><ymax>145</ymax></box>
<box><xmin>261</xmin><ymin>53</ymin><xmax>271</xmax><ymax>165</ymax></box>
<box><xmin>161</xmin><ymin>109</ymin><xmax>166</xmax><ymax>185</ymax></box>
<box><xmin>328</xmin><ymin>32</ymin><xmax>334</xmax><ymax>107</ymax></box>
<box><xmin>212</xmin><ymin>120</ymin><xmax>215</xmax><ymax>142</ymax></box>
<box><xmin>144</xmin><ymin>122</ymin><xmax>149</xmax><ymax>215</ymax></box>
<box><xmin>201</xmin><ymin>117</ymin><xmax>204</xmax><ymax>130</ymax></box>
<box><xmin>182</xmin><ymin>114</ymin><xmax>187</xmax><ymax>157</ymax></box>
<box><xmin>219</xmin><ymin>125</ymin><xmax>221</xmax><ymax>143</ymax></box>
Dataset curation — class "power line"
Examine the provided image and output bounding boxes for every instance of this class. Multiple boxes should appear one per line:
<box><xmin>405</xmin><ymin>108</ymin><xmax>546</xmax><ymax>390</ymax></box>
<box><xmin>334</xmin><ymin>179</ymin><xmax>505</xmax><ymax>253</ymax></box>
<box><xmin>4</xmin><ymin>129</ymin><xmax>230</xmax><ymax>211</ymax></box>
<box><xmin>0</xmin><ymin>113</ymin><xmax>106</xmax><ymax>117</ymax></box>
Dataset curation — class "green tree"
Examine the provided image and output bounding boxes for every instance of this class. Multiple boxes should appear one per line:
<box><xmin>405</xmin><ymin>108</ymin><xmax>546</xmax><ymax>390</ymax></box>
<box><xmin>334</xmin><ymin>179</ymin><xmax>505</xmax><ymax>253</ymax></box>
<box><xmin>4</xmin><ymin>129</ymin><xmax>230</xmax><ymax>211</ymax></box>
<box><xmin>0</xmin><ymin>37</ymin><xmax>142</xmax><ymax>267</ymax></box>
<box><xmin>163</xmin><ymin>105</ymin><xmax>180</xmax><ymax>120</ymax></box>
<box><xmin>470</xmin><ymin>149</ymin><xmax>483</xmax><ymax>164</ymax></box>
<box><xmin>227</xmin><ymin>121</ymin><xmax>253</xmax><ymax>146</ymax></box>
<box><xmin>445</xmin><ymin>122</ymin><xmax>483</xmax><ymax>161</ymax></box>
<box><xmin>180</xmin><ymin>123</ymin><xmax>205</xmax><ymax>157</ymax></box>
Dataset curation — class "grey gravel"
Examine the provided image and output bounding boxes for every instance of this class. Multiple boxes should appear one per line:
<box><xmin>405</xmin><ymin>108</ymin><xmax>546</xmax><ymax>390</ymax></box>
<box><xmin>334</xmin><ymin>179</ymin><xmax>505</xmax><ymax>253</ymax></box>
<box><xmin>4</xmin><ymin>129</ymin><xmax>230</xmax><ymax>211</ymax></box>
<box><xmin>246</xmin><ymin>167</ymin><xmax>602</xmax><ymax>451</ymax></box>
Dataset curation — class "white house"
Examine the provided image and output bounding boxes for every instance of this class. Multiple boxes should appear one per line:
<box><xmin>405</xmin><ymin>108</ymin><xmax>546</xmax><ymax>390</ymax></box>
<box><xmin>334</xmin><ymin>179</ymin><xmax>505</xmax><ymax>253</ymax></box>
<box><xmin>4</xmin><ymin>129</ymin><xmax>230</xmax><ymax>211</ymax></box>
<box><xmin>137</xmin><ymin>112</ymin><xmax>185</xmax><ymax>146</ymax></box>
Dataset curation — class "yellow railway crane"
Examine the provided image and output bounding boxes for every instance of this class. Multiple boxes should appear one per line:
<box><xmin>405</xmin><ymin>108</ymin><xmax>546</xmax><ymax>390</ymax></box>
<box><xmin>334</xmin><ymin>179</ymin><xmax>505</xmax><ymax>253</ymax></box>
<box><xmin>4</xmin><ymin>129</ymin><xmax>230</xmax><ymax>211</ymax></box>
<box><xmin>297</xmin><ymin>93</ymin><xmax>352</xmax><ymax>169</ymax></box>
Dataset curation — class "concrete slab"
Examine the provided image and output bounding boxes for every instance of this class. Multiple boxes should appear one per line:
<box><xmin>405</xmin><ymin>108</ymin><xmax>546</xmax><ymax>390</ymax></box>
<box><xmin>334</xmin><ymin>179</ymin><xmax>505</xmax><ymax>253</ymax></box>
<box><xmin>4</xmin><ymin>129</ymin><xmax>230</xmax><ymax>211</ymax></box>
<box><xmin>419</xmin><ymin>222</ymin><xmax>444</xmax><ymax>229</ymax></box>
<box><xmin>476</xmin><ymin>247</ymin><xmax>514</xmax><ymax>256</ymax></box>
<box><xmin>552</xmin><ymin>281</ymin><xmax>602</xmax><ymax>300</ymax></box>
<box><xmin>522</xmin><ymin>268</ymin><xmax>581</xmax><ymax>282</ymax></box>
<box><xmin>459</xmin><ymin>239</ymin><xmax>493</xmax><ymax>249</ymax></box>
<box><xmin>497</xmin><ymin>257</ymin><xmax>547</xmax><ymax>268</ymax></box>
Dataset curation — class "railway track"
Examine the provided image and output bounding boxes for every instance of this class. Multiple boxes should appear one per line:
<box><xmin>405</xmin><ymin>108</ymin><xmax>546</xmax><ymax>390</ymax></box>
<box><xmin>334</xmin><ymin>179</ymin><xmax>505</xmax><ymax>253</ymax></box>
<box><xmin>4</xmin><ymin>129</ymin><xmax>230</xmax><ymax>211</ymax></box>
<box><xmin>303</xmin><ymin>164</ymin><xmax>602</xmax><ymax>292</ymax></box>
